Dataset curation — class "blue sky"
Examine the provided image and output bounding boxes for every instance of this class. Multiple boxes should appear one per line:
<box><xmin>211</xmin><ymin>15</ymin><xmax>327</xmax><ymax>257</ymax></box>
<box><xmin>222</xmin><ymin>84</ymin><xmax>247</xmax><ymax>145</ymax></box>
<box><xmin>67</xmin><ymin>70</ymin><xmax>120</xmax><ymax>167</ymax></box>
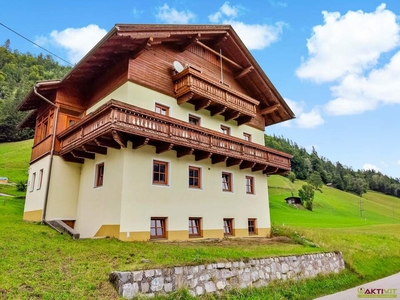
<box><xmin>1</xmin><ymin>0</ymin><xmax>400</xmax><ymax>178</ymax></box>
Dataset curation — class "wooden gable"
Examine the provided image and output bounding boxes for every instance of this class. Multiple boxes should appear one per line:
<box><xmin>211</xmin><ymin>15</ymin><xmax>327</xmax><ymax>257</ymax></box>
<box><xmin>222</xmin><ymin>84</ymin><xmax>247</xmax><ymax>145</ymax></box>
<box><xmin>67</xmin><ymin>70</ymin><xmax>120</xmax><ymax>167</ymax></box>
<box><xmin>18</xmin><ymin>24</ymin><xmax>294</xmax><ymax>129</ymax></box>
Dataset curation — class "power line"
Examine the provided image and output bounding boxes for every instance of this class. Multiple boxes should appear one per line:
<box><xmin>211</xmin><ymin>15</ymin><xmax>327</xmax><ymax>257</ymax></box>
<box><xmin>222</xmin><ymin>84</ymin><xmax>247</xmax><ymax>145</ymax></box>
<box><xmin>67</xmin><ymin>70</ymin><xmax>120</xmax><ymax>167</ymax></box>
<box><xmin>0</xmin><ymin>22</ymin><xmax>73</xmax><ymax>66</ymax></box>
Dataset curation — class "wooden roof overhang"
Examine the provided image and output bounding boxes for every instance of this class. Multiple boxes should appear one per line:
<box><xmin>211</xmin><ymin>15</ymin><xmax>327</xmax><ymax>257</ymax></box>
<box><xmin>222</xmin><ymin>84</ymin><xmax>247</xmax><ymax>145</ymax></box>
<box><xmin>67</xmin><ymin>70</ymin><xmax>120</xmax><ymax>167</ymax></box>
<box><xmin>58</xmin><ymin>99</ymin><xmax>292</xmax><ymax>175</ymax></box>
<box><xmin>18</xmin><ymin>24</ymin><xmax>294</xmax><ymax>127</ymax></box>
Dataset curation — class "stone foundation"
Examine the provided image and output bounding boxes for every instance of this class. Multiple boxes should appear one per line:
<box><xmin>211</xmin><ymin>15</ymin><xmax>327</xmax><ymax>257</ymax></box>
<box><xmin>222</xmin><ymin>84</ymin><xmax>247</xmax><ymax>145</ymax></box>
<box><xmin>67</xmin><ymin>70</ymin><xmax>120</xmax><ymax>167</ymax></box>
<box><xmin>110</xmin><ymin>252</ymin><xmax>345</xmax><ymax>299</ymax></box>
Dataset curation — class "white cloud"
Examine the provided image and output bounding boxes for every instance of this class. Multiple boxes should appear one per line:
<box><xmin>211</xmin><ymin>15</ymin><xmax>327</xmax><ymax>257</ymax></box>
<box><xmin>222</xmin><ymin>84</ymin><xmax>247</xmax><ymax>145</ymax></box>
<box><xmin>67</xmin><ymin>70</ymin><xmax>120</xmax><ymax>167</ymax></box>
<box><xmin>325</xmin><ymin>50</ymin><xmax>400</xmax><ymax>115</ymax></box>
<box><xmin>363</xmin><ymin>163</ymin><xmax>380</xmax><ymax>172</ymax></box>
<box><xmin>296</xmin><ymin>4</ymin><xmax>400</xmax><ymax>83</ymax></box>
<box><xmin>397</xmin><ymin>160</ymin><xmax>400</xmax><ymax>166</ymax></box>
<box><xmin>229</xmin><ymin>21</ymin><xmax>285</xmax><ymax>50</ymax></box>
<box><xmin>209</xmin><ymin>2</ymin><xmax>285</xmax><ymax>50</ymax></box>
<box><xmin>296</xmin><ymin>108</ymin><xmax>325</xmax><ymax>128</ymax></box>
<box><xmin>156</xmin><ymin>4</ymin><xmax>195</xmax><ymax>24</ymax></box>
<box><xmin>46</xmin><ymin>25</ymin><xmax>107</xmax><ymax>64</ymax></box>
<box><xmin>209</xmin><ymin>2</ymin><xmax>240</xmax><ymax>22</ymax></box>
<box><xmin>281</xmin><ymin>98</ymin><xmax>325</xmax><ymax>129</ymax></box>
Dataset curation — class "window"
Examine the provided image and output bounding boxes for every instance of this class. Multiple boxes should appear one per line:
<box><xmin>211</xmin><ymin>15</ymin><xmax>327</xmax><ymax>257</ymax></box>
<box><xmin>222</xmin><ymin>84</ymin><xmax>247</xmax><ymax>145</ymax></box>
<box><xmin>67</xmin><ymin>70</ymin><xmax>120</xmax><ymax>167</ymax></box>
<box><xmin>221</xmin><ymin>125</ymin><xmax>230</xmax><ymax>135</ymax></box>
<box><xmin>150</xmin><ymin>218</ymin><xmax>166</xmax><ymax>239</ymax></box>
<box><xmin>37</xmin><ymin>169</ymin><xmax>43</xmax><ymax>190</ymax></box>
<box><xmin>245</xmin><ymin>176</ymin><xmax>255</xmax><ymax>194</ymax></box>
<box><xmin>153</xmin><ymin>160</ymin><xmax>168</xmax><ymax>185</ymax></box>
<box><xmin>155</xmin><ymin>103</ymin><xmax>169</xmax><ymax>116</ymax></box>
<box><xmin>222</xmin><ymin>172</ymin><xmax>232</xmax><ymax>192</ymax></box>
<box><xmin>189</xmin><ymin>115</ymin><xmax>200</xmax><ymax>126</ymax></box>
<box><xmin>243</xmin><ymin>133</ymin><xmax>252</xmax><ymax>142</ymax></box>
<box><xmin>223</xmin><ymin>218</ymin><xmax>234</xmax><ymax>236</ymax></box>
<box><xmin>189</xmin><ymin>218</ymin><xmax>202</xmax><ymax>237</ymax></box>
<box><xmin>41</xmin><ymin>120</ymin><xmax>48</xmax><ymax>140</ymax></box>
<box><xmin>30</xmin><ymin>172</ymin><xmax>36</xmax><ymax>192</ymax></box>
<box><xmin>189</xmin><ymin>166</ymin><xmax>201</xmax><ymax>188</ymax></box>
<box><xmin>95</xmin><ymin>163</ymin><xmax>104</xmax><ymax>187</ymax></box>
<box><xmin>248</xmin><ymin>218</ymin><xmax>257</xmax><ymax>235</ymax></box>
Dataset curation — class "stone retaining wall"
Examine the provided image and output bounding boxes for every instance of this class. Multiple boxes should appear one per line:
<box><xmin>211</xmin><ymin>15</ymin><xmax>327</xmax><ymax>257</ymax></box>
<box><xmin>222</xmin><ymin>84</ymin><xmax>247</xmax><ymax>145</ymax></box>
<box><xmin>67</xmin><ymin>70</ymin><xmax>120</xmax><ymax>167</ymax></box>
<box><xmin>110</xmin><ymin>252</ymin><xmax>345</xmax><ymax>299</ymax></box>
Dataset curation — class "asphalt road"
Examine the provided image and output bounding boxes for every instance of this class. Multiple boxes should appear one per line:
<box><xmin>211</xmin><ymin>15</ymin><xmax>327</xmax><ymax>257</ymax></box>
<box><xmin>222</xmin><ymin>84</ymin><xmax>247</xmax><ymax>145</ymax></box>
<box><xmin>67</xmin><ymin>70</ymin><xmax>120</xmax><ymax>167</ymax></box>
<box><xmin>315</xmin><ymin>272</ymin><xmax>400</xmax><ymax>300</ymax></box>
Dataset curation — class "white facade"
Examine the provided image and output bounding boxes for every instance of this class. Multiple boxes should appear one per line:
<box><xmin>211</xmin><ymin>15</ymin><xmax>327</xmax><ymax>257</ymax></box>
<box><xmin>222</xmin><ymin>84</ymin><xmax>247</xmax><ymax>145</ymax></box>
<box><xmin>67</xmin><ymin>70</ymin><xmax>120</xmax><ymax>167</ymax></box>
<box><xmin>24</xmin><ymin>81</ymin><xmax>272</xmax><ymax>240</ymax></box>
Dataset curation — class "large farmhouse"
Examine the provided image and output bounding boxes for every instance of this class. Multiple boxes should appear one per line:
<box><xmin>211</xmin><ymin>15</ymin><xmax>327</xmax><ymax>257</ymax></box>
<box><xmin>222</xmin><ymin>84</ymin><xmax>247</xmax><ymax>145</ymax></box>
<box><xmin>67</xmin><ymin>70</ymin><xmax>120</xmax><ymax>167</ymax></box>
<box><xmin>18</xmin><ymin>24</ymin><xmax>294</xmax><ymax>241</ymax></box>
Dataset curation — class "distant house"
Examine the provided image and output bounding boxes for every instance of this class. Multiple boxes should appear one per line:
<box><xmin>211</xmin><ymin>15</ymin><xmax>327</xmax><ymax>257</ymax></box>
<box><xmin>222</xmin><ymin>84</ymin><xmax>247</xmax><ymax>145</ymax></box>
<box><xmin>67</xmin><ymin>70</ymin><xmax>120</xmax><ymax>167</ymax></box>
<box><xmin>0</xmin><ymin>177</ymin><xmax>8</xmax><ymax>184</ymax></box>
<box><xmin>285</xmin><ymin>196</ymin><xmax>301</xmax><ymax>205</ymax></box>
<box><xmin>18</xmin><ymin>24</ymin><xmax>294</xmax><ymax>241</ymax></box>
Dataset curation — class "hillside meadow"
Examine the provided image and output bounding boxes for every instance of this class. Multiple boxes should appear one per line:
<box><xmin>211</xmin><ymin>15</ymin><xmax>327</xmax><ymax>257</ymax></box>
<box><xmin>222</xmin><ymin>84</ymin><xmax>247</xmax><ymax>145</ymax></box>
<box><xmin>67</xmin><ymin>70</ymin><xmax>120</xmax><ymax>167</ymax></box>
<box><xmin>0</xmin><ymin>141</ymin><xmax>400</xmax><ymax>299</ymax></box>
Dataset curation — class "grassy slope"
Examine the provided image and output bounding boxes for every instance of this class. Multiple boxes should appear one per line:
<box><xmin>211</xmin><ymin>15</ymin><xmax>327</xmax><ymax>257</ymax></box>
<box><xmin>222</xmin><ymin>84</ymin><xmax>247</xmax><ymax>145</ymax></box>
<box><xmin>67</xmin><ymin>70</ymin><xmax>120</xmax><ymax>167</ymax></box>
<box><xmin>0</xmin><ymin>139</ymin><xmax>32</xmax><ymax>196</ymax></box>
<box><xmin>1</xmin><ymin>141</ymin><xmax>400</xmax><ymax>299</ymax></box>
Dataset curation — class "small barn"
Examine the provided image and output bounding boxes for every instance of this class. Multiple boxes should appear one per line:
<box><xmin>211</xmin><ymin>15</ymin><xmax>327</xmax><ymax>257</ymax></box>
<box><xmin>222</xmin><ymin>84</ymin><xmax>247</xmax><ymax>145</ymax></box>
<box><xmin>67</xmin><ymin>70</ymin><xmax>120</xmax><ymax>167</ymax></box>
<box><xmin>285</xmin><ymin>196</ymin><xmax>301</xmax><ymax>205</ymax></box>
<box><xmin>0</xmin><ymin>177</ymin><xmax>8</xmax><ymax>184</ymax></box>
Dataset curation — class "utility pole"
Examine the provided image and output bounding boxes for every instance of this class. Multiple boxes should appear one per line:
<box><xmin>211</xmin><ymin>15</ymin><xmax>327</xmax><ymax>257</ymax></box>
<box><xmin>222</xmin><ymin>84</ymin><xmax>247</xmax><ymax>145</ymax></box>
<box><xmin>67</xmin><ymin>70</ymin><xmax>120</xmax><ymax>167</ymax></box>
<box><xmin>359</xmin><ymin>198</ymin><xmax>364</xmax><ymax>218</ymax></box>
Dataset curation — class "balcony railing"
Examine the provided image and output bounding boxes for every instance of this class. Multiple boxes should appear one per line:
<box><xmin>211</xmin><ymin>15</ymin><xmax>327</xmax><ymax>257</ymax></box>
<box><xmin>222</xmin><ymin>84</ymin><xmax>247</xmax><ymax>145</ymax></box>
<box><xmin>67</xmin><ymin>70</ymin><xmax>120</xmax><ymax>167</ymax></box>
<box><xmin>58</xmin><ymin>100</ymin><xmax>291</xmax><ymax>172</ymax></box>
<box><xmin>31</xmin><ymin>134</ymin><xmax>52</xmax><ymax>162</ymax></box>
<box><xmin>172</xmin><ymin>67</ymin><xmax>259</xmax><ymax>119</ymax></box>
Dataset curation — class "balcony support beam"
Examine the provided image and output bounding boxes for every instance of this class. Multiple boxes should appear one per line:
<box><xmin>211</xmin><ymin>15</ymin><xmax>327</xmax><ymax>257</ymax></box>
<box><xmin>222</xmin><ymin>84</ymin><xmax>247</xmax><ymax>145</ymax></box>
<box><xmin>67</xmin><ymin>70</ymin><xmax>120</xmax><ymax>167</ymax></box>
<box><xmin>252</xmin><ymin>164</ymin><xmax>267</xmax><ymax>172</ymax></box>
<box><xmin>264</xmin><ymin>166</ymin><xmax>279</xmax><ymax>175</ymax></box>
<box><xmin>112</xmin><ymin>130</ymin><xmax>127</xmax><ymax>148</ymax></box>
<box><xmin>210</xmin><ymin>105</ymin><xmax>227</xmax><ymax>116</ymax></box>
<box><xmin>132</xmin><ymin>137</ymin><xmax>150</xmax><ymax>149</ymax></box>
<box><xmin>82</xmin><ymin>144</ymin><xmax>107</xmax><ymax>155</ymax></box>
<box><xmin>212</xmin><ymin>155</ymin><xmax>228</xmax><ymax>164</ymax></box>
<box><xmin>62</xmin><ymin>153</ymin><xmax>84</xmax><ymax>164</ymax></box>
<box><xmin>226</xmin><ymin>158</ymin><xmax>243</xmax><ymax>167</ymax></box>
<box><xmin>71</xmin><ymin>150</ymin><xmax>95</xmax><ymax>160</ymax></box>
<box><xmin>156</xmin><ymin>143</ymin><xmax>174</xmax><ymax>154</ymax></box>
<box><xmin>195</xmin><ymin>151</ymin><xmax>212</xmax><ymax>161</ymax></box>
<box><xmin>195</xmin><ymin>99</ymin><xmax>211</xmax><ymax>111</ymax></box>
<box><xmin>177</xmin><ymin>148</ymin><xmax>194</xmax><ymax>158</ymax></box>
<box><xmin>237</xmin><ymin>115</ymin><xmax>254</xmax><ymax>126</ymax></box>
<box><xmin>225</xmin><ymin>111</ymin><xmax>241</xmax><ymax>122</ymax></box>
<box><xmin>240</xmin><ymin>161</ymin><xmax>256</xmax><ymax>170</ymax></box>
<box><xmin>95</xmin><ymin>137</ymin><xmax>121</xmax><ymax>149</ymax></box>
<box><xmin>177</xmin><ymin>92</ymin><xmax>194</xmax><ymax>104</ymax></box>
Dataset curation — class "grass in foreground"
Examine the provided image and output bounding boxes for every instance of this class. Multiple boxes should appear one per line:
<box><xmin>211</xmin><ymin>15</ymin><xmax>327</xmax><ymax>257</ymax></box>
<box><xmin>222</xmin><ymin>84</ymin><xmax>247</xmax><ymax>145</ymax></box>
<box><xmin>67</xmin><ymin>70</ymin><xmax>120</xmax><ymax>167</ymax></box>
<box><xmin>0</xmin><ymin>139</ymin><xmax>32</xmax><ymax>197</ymax></box>
<box><xmin>0</xmin><ymin>198</ymin><xmax>319</xmax><ymax>299</ymax></box>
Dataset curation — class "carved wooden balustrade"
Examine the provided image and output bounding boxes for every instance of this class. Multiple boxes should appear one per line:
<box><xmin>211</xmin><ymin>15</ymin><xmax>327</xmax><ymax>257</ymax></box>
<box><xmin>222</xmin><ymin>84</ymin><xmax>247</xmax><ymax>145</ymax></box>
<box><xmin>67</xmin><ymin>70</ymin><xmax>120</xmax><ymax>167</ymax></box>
<box><xmin>172</xmin><ymin>68</ymin><xmax>259</xmax><ymax>124</ymax></box>
<box><xmin>58</xmin><ymin>100</ymin><xmax>291</xmax><ymax>173</ymax></box>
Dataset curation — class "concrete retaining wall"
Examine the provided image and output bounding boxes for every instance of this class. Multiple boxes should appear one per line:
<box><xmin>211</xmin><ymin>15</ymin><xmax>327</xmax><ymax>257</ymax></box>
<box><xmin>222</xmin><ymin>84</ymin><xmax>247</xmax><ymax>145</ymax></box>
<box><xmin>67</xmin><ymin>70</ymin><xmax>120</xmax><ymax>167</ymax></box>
<box><xmin>110</xmin><ymin>252</ymin><xmax>345</xmax><ymax>299</ymax></box>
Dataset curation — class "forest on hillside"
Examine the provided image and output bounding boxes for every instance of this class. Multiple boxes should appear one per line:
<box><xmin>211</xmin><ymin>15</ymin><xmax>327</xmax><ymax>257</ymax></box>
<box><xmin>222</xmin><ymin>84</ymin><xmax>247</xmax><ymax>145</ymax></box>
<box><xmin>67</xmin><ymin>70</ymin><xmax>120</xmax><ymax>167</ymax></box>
<box><xmin>0</xmin><ymin>40</ymin><xmax>71</xmax><ymax>142</ymax></box>
<box><xmin>265</xmin><ymin>135</ymin><xmax>400</xmax><ymax>199</ymax></box>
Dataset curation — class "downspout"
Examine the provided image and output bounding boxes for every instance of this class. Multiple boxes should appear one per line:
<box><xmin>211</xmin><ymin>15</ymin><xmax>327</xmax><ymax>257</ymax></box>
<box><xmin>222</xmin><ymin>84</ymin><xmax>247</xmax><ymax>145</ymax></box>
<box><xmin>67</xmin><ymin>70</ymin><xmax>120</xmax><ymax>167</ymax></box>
<box><xmin>33</xmin><ymin>85</ymin><xmax>59</xmax><ymax>223</ymax></box>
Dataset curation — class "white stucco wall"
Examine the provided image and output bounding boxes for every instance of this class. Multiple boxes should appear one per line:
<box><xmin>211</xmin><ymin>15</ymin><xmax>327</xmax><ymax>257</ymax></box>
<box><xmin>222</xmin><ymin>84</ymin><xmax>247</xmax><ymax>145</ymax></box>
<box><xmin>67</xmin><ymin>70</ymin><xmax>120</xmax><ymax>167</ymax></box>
<box><xmin>118</xmin><ymin>143</ymin><xmax>270</xmax><ymax>234</ymax></box>
<box><xmin>45</xmin><ymin>156</ymin><xmax>82</xmax><ymax>220</ymax></box>
<box><xmin>73</xmin><ymin>148</ymin><xmax>124</xmax><ymax>238</ymax></box>
<box><xmin>24</xmin><ymin>156</ymin><xmax>51</xmax><ymax>216</ymax></box>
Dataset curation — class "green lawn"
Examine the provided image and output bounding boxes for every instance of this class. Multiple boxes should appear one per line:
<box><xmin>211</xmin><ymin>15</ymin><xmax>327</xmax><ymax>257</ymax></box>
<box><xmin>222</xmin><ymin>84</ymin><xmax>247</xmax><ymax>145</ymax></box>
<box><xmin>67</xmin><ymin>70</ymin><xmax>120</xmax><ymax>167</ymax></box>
<box><xmin>0</xmin><ymin>139</ymin><xmax>32</xmax><ymax>197</ymax></box>
<box><xmin>1</xmin><ymin>142</ymin><xmax>400</xmax><ymax>299</ymax></box>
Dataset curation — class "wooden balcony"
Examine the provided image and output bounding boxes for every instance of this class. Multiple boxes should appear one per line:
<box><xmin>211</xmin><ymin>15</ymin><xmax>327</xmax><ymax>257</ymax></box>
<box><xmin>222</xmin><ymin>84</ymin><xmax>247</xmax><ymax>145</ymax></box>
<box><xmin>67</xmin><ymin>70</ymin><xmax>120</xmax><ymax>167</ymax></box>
<box><xmin>172</xmin><ymin>67</ymin><xmax>259</xmax><ymax>125</ymax></box>
<box><xmin>58</xmin><ymin>100</ymin><xmax>292</xmax><ymax>174</ymax></box>
<box><xmin>31</xmin><ymin>134</ymin><xmax>52</xmax><ymax>162</ymax></box>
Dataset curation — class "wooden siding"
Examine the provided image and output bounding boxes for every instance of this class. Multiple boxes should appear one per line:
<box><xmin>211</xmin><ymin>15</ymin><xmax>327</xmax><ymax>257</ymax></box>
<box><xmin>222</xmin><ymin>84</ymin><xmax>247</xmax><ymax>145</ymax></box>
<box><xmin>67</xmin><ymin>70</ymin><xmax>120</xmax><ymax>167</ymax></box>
<box><xmin>128</xmin><ymin>44</ymin><xmax>250</xmax><ymax>100</ymax></box>
<box><xmin>87</xmin><ymin>58</ymin><xmax>129</xmax><ymax>109</ymax></box>
<box><xmin>31</xmin><ymin>134</ymin><xmax>52</xmax><ymax>162</ymax></box>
